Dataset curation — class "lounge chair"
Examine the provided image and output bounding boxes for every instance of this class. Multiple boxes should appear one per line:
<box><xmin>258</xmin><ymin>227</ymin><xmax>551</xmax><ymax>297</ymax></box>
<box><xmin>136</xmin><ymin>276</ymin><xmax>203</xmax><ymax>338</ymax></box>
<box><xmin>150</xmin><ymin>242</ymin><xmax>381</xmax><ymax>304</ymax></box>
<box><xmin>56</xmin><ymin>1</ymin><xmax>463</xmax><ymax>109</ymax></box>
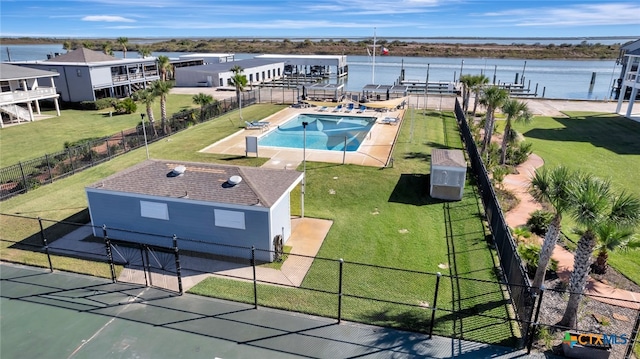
<box><xmin>357</xmin><ymin>105</ymin><xmax>367</xmax><ymax>113</ymax></box>
<box><xmin>250</xmin><ymin>121</ymin><xmax>270</xmax><ymax>127</ymax></box>
<box><xmin>344</xmin><ymin>103</ymin><xmax>355</xmax><ymax>113</ymax></box>
<box><xmin>245</xmin><ymin>121</ymin><xmax>268</xmax><ymax>130</ymax></box>
<box><xmin>332</xmin><ymin>104</ymin><xmax>343</xmax><ymax>112</ymax></box>
<box><xmin>380</xmin><ymin>117</ymin><xmax>399</xmax><ymax>125</ymax></box>
<box><xmin>317</xmin><ymin>106</ymin><xmax>328</xmax><ymax>112</ymax></box>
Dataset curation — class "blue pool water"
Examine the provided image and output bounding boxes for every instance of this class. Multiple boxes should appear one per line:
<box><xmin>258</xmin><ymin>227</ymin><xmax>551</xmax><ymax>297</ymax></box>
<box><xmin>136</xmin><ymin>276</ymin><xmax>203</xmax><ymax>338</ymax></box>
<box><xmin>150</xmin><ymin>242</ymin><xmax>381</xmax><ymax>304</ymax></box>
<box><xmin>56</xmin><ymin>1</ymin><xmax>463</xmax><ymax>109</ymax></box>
<box><xmin>259</xmin><ymin>114</ymin><xmax>377</xmax><ymax>152</ymax></box>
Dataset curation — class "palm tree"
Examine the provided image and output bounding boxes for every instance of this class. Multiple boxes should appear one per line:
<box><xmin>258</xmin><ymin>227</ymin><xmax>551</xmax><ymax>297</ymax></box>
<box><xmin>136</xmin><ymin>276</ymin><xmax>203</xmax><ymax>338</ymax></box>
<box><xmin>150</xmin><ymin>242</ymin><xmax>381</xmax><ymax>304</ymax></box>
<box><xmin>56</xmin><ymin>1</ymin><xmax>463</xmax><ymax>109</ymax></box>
<box><xmin>559</xmin><ymin>178</ymin><xmax>640</xmax><ymax>328</ymax></box>
<box><xmin>192</xmin><ymin>93</ymin><xmax>214</xmax><ymax>122</ymax></box>
<box><xmin>591</xmin><ymin>223</ymin><xmax>638</xmax><ymax>274</ymax></box>
<box><xmin>479</xmin><ymin>86</ymin><xmax>508</xmax><ymax>156</ymax></box>
<box><xmin>499</xmin><ymin>98</ymin><xmax>532</xmax><ymax>165</ymax></box>
<box><xmin>471</xmin><ymin>74</ymin><xmax>490</xmax><ymax>118</ymax></box>
<box><xmin>529</xmin><ymin>166</ymin><xmax>575</xmax><ymax>291</ymax></box>
<box><xmin>157</xmin><ymin>55</ymin><xmax>172</xmax><ymax>81</ymax></box>
<box><xmin>117</xmin><ymin>37</ymin><xmax>129</xmax><ymax>58</ymax></box>
<box><xmin>151</xmin><ymin>80</ymin><xmax>174</xmax><ymax>135</ymax></box>
<box><xmin>229</xmin><ymin>65</ymin><xmax>248</xmax><ymax>120</ymax></box>
<box><xmin>138</xmin><ymin>46</ymin><xmax>152</xmax><ymax>58</ymax></box>
<box><xmin>102</xmin><ymin>42</ymin><xmax>114</xmax><ymax>56</ymax></box>
<box><xmin>133</xmin><ymin>89</ymin><xmax>158</xmax><ymax>137</ymax></box>
<box><xmin>459</xmin><ymin>74</ymin><xmax>473</xmax><ymax>114</ymax></box>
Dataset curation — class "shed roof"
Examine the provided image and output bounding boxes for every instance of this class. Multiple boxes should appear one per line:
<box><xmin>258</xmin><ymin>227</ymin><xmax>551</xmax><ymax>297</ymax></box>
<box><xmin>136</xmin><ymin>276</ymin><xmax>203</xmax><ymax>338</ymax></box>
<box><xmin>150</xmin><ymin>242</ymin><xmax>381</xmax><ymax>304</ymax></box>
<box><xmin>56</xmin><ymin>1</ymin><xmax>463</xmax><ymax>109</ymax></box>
<box><xmin>87</xmin><ymin>160</ymin><xmax>303</xmax><ymax>207</ymax></box>
<box><xmin>0</xmin><ymin>63</ymin><xmax>59</xmax><ymax>81</ymax></box>
<box><xmin>431</xmin><ymin>149</ymin><xmax>466</xmax><ymax>168</ymax></box>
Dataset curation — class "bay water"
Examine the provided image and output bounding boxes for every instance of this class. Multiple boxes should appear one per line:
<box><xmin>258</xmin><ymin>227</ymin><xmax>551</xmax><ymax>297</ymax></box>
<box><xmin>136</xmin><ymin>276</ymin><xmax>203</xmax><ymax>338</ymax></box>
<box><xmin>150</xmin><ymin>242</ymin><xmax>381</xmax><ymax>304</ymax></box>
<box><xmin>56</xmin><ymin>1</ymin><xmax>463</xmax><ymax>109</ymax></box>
<box><xmin>2</xmin><ymin>43</ymin><xmax>622</xmax><ymax>100</ymax></box>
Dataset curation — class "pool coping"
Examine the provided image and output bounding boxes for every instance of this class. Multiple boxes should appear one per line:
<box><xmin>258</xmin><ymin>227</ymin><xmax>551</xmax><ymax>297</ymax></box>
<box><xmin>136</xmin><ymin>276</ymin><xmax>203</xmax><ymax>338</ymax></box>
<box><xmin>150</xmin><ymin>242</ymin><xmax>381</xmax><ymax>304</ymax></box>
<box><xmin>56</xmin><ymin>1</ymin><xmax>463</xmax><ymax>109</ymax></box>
<box><xmin>200</xmin><ymin>106</ymin><xmax>405</xmax><ymax>169</ymax></box>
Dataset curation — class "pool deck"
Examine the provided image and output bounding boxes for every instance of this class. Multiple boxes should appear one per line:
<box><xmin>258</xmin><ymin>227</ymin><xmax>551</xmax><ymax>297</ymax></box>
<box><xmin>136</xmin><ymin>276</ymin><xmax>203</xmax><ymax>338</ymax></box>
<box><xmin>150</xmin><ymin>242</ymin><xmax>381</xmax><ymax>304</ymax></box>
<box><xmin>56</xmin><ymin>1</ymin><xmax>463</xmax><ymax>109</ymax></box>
<box><xmin>200</xmin><ymin>106</ymin><xmax>405</xmax><ymax>169</ymax></box>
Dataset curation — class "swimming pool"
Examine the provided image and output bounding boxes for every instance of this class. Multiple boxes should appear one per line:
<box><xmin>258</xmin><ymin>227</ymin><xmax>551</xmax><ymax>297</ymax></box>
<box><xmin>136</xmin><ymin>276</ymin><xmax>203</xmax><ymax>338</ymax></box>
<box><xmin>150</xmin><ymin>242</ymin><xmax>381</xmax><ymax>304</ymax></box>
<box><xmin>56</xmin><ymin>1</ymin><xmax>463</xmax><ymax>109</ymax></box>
<box><xmin>259</xmin><ymin>114</ymin><xmax>377</xmax><ymax>152</ymax></box>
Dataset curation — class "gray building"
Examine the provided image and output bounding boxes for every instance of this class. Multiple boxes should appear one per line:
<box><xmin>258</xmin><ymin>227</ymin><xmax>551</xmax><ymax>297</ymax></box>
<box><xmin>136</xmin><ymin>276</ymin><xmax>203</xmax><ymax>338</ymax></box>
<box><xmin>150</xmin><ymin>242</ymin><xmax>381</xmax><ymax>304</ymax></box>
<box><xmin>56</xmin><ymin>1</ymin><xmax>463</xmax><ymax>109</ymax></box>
<box><xmin>175</xmin><ymin>58</ymin><xmax>284</xmax><ymax>88</ymax></box>
<box><xmin>12</xmin><ymin>48</ymin><xmax>160</xmax><ymax>102</ymax></box>
<box><xmin>86</xmin><ymin>160</ymin><xmax>304</xmax><ymax>262</ymax></box>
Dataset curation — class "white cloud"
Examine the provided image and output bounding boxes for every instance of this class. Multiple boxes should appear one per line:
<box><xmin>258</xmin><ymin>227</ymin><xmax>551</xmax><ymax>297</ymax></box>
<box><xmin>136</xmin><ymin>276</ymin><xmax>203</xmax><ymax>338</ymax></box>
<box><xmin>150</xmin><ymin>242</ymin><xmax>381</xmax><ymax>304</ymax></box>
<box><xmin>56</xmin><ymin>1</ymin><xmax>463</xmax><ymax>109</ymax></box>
<box><xmin>82</xmin><ymin>15</ymin><xmax>135</xmax><ymax>22</ymax></box>
<box><xmin>483</xmin><ymin>3</ymin><xmax>640</xmax><ymax>27</ymax></box>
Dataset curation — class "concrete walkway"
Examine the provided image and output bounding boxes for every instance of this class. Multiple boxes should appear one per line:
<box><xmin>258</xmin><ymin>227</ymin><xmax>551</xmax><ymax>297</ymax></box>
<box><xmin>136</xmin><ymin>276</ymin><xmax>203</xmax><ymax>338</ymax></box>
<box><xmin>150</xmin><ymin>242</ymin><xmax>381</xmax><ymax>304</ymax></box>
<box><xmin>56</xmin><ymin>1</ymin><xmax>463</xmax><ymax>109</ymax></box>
<box><xmin>48</xmin><ymin>217</ymin><xmax>333</xmax><ymax>292</ymax></box>
<box><xmin>502</xmin><ymin>153</ymin><xmax>640</xmax><ymax>309</ymax></box>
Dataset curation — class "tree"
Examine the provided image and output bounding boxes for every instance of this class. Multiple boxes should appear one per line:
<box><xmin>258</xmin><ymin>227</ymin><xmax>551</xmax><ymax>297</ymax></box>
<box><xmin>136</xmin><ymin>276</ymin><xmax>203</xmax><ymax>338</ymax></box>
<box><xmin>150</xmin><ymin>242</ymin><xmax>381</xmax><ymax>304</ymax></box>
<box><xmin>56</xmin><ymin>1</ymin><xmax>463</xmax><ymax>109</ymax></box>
<box><xmin>591</xmin><ymin>223</ymin><xmax>638</xmax><ymax>274</ymax></box>
<box><xmin>229</xmin><ymin>65</ymin><xmax>248</xmax><ymax>120</ymax></box>
<box><xmin>151</xmin><ymin>80</ymin><xmax>174</xmax><ymax>135</ymax></box>
<box><xmin>471</xmin><ymin>74</ymin><xmax>490</xmax><ymax>118</ymax></box>
<box><xmin>138</xmin><ymin>46</ymin><xmax>152</xmax><ymax>58</ymax></box>
<box><xmin>157</xmin><ymin>55</ymin><xmax>172</xmax><ymax>81</ymax></box>
<box><xmin>499</xmin><ymin>98</ymin><xmax>532</xmax><ymax>165</ymax></box>
<box><xmin>192</xmin><ymin>93</ymin><xmax>214</xmax><ymax>122</ymax></box>
<box><xmin>559</xmin><ymin>178</ymin><xmax>640</xmax><ymax>328</ymax></box>
<box><xmin>117</xmin><ymin>37</ymin><xmax>129</xmax><ymax>58</ymax></box>
<box><xmin>529</xmin><ymin>166</ymin><xmax>575</xmax><ymax>291</ymax></box>
<box><xmin>459</xmin><ymin>74</ymin><xmax>473</xmax><ymax>113</ymax></box>
<box><xmin>102</xmin><ymin>42</ymin><xmax>114</xmax><ymax>56</ymax></box>
<box><xmin>479</xmin><ymin>86</ymin><xmax>508</xmax><ymax>157</ymax></box>
<box><xmin>133</xmin><ymin>89</ymin><xmax>158</xmax><ymax>137</ymax></box>
<box><xmin>62</xmin><ymin>41</ymin><xmax>73</xmax><ymax>52</ymax></box>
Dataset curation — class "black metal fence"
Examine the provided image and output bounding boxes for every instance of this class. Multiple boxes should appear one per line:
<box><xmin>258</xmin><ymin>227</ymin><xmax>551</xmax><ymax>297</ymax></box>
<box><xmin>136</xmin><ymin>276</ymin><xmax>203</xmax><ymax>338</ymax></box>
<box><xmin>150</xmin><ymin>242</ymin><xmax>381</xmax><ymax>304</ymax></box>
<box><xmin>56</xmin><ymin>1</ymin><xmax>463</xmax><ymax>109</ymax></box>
<box><xmin>453</xmin><ymin>98</ymin><xmax>535</xmax><ymax>338</ymax></box>
<box><xmin>0</xmin><ymin>91</ymin><xmax>257</xmax><ymax>201</ymax></box>
<box><xmin>2</xmin><ymin>212</ymin><xmax>638</xmax><ymax>356</ymax></box>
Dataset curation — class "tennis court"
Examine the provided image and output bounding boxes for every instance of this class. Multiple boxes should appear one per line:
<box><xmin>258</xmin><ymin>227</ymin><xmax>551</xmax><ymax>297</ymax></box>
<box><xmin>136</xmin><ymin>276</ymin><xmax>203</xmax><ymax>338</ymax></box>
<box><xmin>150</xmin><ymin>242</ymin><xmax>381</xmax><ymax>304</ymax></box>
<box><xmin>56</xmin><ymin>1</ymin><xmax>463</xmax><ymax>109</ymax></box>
<box><xmin>1</xmin><ymin>263</ymin><xmax>549</xmax><ymax>358</ymax></box>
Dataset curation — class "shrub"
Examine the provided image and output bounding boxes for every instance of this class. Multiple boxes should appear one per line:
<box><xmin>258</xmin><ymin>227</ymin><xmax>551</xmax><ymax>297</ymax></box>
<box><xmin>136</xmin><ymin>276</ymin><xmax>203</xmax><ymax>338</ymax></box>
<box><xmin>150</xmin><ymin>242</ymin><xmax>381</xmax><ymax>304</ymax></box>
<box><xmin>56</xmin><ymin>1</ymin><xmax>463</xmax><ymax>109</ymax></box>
<box><xmin>507</xmin><ymin>141</ymin><xmax>533</xmax><ymax>166</ymax></box>
<box><xmin>526</xmin><ymin>210</ymin><xmax>554</xmax><ymax>236</ymax></box>
<box><xmin>517</xmin><ymin>242</ymin><xmax>559</xmax><ymax>276</ymax></box>
<box><xmin>79</xmin><ymin>97</ymin><xmax>116</xmax><ymax>110</ymax></box>
<box><xmin>113</xmin><ymin>98</ymin><xmax>137</xmax><ymax>114</ymax></box>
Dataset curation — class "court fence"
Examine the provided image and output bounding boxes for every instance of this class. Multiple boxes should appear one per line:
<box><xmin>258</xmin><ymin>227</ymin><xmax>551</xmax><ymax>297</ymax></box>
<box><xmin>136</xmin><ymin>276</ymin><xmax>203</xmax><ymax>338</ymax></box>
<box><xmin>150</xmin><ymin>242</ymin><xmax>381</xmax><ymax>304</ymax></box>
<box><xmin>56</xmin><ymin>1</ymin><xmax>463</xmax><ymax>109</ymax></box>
<box><xmin>1</xmin><ymin>213</ymin><xmax>638</xmax><ymax>357</ymax></box>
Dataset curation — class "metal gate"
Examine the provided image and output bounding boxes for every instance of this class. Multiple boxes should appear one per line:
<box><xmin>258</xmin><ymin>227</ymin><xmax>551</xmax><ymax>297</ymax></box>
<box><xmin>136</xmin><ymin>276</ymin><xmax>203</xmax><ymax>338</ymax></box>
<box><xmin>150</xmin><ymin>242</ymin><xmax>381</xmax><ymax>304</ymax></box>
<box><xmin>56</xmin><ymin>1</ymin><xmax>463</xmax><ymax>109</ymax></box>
<box><xmin>107</xmin><ymin>239</ymin><xmax>182</xmax><ymax>293</ymax></box>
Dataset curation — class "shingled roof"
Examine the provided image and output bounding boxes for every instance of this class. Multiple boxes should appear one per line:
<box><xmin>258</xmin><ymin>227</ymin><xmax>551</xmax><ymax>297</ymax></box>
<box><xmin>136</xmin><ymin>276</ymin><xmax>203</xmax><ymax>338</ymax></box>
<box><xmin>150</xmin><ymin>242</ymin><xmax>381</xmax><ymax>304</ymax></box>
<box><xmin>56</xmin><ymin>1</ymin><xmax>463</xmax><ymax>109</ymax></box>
<box><xmin>46</xmin><ymin>48</ymin><xmax>118</xmax><ymax>63</ymax></box>
<box><xmin>431</xmin><ymin>149</ymin><xmax>466</xmax><ymax>168</ymax></box>
<box><xmin>87</xmin><ymin>160</ymin><xmax>303</xmax><ymax>208</ymax></box>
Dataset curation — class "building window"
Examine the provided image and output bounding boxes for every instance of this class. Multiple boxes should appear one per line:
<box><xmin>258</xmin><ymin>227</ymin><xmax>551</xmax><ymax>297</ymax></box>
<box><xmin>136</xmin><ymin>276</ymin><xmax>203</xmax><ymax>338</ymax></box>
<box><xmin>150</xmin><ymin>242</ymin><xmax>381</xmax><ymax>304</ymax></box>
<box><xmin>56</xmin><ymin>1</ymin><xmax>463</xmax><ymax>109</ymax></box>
<box><xmin>0</xmin><ymin>81</ymin><xmax>10</xmax><ymax>92</ymax></box>
<box><xmin>214</xmin><ymin>209</ymin><xmax>245</xmax><ymax>229</ymax></box>
<box><xmin>140</xmin><ymin>201</ymin><xmax>169</xmax><ymax>220</ymax></box>
<box><xmin>256</xmin><ymin>73</ymin><xmax>259</xmax><ymax>81</ymax></box>
<box><xmin>249</xmin><ymin>74</ymin><xmax>253</xmax><ymax>82</ymax></box>
<box><xmin>220</xmin><ymin>78</ymin><xmax>223</xmax><ymax>86</ymax></box>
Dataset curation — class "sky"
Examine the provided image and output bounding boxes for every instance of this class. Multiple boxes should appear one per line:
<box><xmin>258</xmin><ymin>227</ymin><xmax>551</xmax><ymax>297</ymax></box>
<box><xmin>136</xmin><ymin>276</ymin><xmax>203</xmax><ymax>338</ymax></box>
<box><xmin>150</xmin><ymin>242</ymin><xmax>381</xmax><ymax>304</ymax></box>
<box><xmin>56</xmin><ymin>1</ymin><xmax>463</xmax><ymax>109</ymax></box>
<box><xmin>1</xmin><ymin>0</ymin><xmax>639</xmax><ymax>39</ymax></box>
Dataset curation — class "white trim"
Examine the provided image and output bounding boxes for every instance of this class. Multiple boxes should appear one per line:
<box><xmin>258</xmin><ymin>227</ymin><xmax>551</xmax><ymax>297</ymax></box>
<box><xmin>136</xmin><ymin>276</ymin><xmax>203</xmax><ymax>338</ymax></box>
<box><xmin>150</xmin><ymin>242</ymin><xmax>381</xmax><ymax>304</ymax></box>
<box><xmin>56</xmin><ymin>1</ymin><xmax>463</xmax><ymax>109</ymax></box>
<box><xmin>85</xmin><ymin>187</ymin><xmax>270</xmax><ymax>212</ymax></box>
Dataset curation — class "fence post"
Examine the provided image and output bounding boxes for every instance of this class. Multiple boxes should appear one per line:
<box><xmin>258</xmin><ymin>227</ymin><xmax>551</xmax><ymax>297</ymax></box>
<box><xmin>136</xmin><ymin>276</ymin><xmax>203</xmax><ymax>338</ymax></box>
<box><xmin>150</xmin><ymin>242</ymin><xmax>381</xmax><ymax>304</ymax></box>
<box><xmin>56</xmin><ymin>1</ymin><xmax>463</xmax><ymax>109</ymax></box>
<box><xmin>429</xmin><ymin>272</ymin><xmax>442</xmax><ymax>339</ymax></box>
<box><xmin>45</xmin><ymin>153</ymin><xmax>53</xmax><ymax>184</ymax></box>
<box><xmin>173</xmin><ymin>235</ymin><xmax>183</xmax><ymax>295</ymax></box>
<box><xmin>18</xmin><ymin>161</ymin><xmax>28</xmax><ymax>194</ymax></box>
<box><xmin>37</xmin><ymin>217</ymin><xmax>53</xmax><ymax>272</ymax></box>
<box><xmin>252</xmin><ymin>246</ymin><xmax>258</xmax><ymax>309</ymax></box>
<box><xmin>105</xmin><ymin>139</ymin><xmax>111</xmax><ymax>160</ymax></box>
<box><xmin>527</xmin><ymin>286</ymin><xmax>545</xmax><ymax>354</ymax></box>
<box><xmin>67</xmin><ymin>148</ymin><xmax>75</xmax><ymax>174</ymax></box>
<box><xmin>121</xmin><ymin>130</ymin><xmax>127</xmax><ymax>152</ymax></box>
<box><xmin>102</xmin><ymin>225</ymin><xmax>117</xmax><ymax>283</ymax></box>
<box><xmin>624</xmin><ymin>308</ymin><xmax>640</xmax><ymax>359</ymax></box>
<box><xmin>338</xmin><ymin>258</ymin><xmax>344</xmax><ymax>323</ymax></box>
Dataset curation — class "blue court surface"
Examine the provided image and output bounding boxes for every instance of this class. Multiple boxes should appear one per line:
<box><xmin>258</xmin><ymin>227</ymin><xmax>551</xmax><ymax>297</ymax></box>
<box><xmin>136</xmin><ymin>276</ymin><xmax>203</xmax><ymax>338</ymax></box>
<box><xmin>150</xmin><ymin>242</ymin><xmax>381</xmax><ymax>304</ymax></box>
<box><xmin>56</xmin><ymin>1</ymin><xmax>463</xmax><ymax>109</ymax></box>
<box><xmin>1</xmin><ymin>263</ymin><xmax>555</xmax><ymax>358</ymax></box>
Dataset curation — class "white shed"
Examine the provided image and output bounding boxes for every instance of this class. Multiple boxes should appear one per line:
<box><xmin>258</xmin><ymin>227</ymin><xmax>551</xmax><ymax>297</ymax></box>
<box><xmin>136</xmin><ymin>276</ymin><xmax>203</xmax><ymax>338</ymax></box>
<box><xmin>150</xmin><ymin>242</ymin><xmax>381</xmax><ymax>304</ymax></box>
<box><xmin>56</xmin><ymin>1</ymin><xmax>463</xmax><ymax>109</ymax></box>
<box><xmin>430</xmin><ymin>149</ymin><xmax>467</xmax><ymax>201</ymax></box>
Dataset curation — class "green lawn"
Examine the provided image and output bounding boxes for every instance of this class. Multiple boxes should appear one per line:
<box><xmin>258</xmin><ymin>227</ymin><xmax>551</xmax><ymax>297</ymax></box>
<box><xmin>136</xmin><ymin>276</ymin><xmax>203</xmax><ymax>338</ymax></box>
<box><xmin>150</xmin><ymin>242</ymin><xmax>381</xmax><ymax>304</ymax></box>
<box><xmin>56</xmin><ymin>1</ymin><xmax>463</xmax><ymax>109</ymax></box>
<box><xmin>191</xmin><ymin>110</ymin><xmax>517</xmax><ymax>345</ymax></box>
<box><xmin>1</xmin><ymin>106</ymin><xmax>515</xmax><ymax>345</ymax></box>
<box><xmin>513</xmin><ymin>112</ymin><xmax>640</xmax><ymax>284</ymax></box>
<box><xmin>0</xmin><ymin>94</ymin><xmax>197</xmax><ymax>166</ymax></box>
